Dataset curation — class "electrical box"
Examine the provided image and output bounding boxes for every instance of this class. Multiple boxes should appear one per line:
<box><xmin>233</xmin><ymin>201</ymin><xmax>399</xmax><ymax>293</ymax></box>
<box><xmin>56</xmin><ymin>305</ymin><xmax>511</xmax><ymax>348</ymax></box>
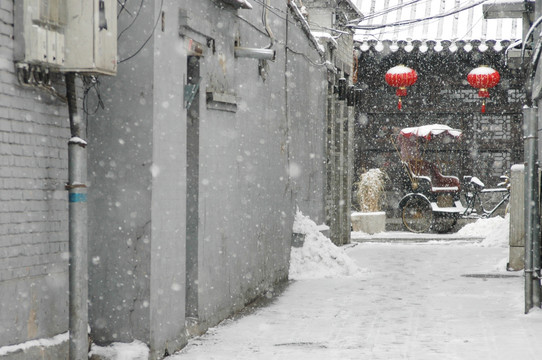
<box><xmin>14</xmin><ymin>0</ymin><xmax>117</xmax><ymax>76</ymax></box>
<box><xmin>14</xmin><ymin>0</ymin><xmax>66</xmax><ymax>67</ymax></box>
<box><xmin>63</xmin><ymin>0</ymin><xmax>117</xmax><ymax>75</ymax></box>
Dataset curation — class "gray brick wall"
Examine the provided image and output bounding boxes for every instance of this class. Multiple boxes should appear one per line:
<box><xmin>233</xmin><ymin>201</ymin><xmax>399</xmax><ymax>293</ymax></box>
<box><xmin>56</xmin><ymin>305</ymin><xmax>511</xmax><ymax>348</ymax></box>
<box><xmin>336</xmin><ymin>33</ymin><xmax>353</xmax><ymax>76</ymax></box>
<box><xmin>0</xmin><ymin>0</ymin><xmax>70</xmax><ymax>350</ymax></box>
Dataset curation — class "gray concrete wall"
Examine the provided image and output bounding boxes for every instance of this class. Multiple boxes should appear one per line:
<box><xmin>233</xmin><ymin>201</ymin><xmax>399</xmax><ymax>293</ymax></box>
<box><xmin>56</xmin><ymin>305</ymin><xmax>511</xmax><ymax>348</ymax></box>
<box><xmin>87</xmin><ymin>0</ymin><xmax>156</xmax><ymax>351</ymax></box>
<box><xmin>304</xmin><ymin>0</ymin><xmax>355</xmax><ymax>245</ymax></box>
<box><xmin>287</xmin><ymin>29</ymin><xmax>328</xmax><ymax>224</ymax></box>
<box><xmin>148</xmin><ymin>0</ymin><xmax>188</xmax><ymax>357</ymax></box>
<box><xmin>0</xmin><ymin>0</ymin><xmax>70</xmax><ymax>354</ymax></box>
<box><xmin>87</xmin><ymin>1</ymin><xmax>328</xmax><ymax>357</ymax></box>
<box><xmin>1</xmin><ymin>0</ymin><xmax>330</xmax><ymax>358</ymax></box>
<box><xmin>188</xmin><ymin>1</ymin><xmax>328</xmax><ymax>328</ymax></box>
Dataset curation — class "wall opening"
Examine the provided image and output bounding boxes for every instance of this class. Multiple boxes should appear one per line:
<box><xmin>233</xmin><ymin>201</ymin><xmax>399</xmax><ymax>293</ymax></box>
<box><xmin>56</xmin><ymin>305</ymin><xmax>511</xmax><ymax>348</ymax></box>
<box><xmin>186</xmin><ymin>55</ymin><xmax>200</xmax><ymax>320</ymax></box>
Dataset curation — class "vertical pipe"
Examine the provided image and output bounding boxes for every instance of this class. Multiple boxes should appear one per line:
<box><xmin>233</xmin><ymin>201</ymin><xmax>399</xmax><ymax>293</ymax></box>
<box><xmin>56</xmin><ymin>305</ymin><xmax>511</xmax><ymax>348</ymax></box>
<box><xmin>327</xmin><ymin>80</ymin><xmax>336</xmax><ymax>243</ymax></box>
<box><xmin>534</xmin><ymin>105</ymin><xmax>542</xmax><ymax>308</ymax></box>
<box><xmin>65</xmin><ymin>72</ymin><xmax>89</xmax><ymax>359</ymax></box>
<box><xmin>346</xmin><ymin>87</ymin><xmax>354</xmax><ymax>245</ymax></box>
<box><xmin>524</xmin><ymin>105</ymin><xmax>538</xmax><ymax>313</ymax></box>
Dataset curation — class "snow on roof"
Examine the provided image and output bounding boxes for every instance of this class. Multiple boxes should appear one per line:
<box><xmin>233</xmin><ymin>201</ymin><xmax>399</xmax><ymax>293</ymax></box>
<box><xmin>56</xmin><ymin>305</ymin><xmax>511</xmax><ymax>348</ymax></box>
<box><xmin>352</xmin><ymin>0</ymin><xmax>522</xmax><ymax>43</ymax></box>
<box><xmin>221</xmin><ymin>0</ymin><xmax>252</xmax><ymax>10</ymax></box>
<box><xmin>399</xmin><ymin>124</ymin><xmax>462</xmax><ymax>140</ymax></box>
<box><xmin>311</xmin><ymin>31</ymin><xmax>339</xmax><ymax>50</ymax></box>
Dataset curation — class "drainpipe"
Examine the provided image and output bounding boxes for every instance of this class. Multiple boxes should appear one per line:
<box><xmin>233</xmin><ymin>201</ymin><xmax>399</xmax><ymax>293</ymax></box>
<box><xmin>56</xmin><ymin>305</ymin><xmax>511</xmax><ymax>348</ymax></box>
<box><xmin>524</xmin><ymin>105</ymin><xmax>535</xmax><ymax>313</ymax></box>
<box><xmin>65</xmin><ymin>72</ymin><xmax>89</xmax><ymax>359</ymax></box>
<box><xmin>524</xmin><ymin>105</ymin><xmax>541</xmax><ymax>313</ymax></box>
<box><xmin>534</xmin><ymin>105</ymin><xmax>542</xmax><ymax>308</ymax></box>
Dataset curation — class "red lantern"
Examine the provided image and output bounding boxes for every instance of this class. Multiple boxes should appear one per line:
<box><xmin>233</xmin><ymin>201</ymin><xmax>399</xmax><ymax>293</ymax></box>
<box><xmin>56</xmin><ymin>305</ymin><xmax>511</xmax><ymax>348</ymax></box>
<box><xmin>385</xmin><ymin>65</ymin><xmax>417</xmax><ymax>110</ymax></box>
<box><xmin>467</xmin><ymin>66</ymin><xmax>500</xmax><ymax>113</ymax></box>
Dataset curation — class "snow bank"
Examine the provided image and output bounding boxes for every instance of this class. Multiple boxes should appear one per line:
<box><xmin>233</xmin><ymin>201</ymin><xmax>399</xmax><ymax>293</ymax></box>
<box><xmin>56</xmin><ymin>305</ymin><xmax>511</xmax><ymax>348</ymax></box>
<box><xmin>89</xmin><ymin>340</ymin><xmax>149</xmax><ymax>360</ymax></box>
<box><xmin>457</xmin><ymin>214</ymin><xmax>509</xmax><ymax>247</ymax></box>
<box><xmin>289</xmin><ymin>211</ymin><xmax>365</xmax><ymax>280</ymax></box>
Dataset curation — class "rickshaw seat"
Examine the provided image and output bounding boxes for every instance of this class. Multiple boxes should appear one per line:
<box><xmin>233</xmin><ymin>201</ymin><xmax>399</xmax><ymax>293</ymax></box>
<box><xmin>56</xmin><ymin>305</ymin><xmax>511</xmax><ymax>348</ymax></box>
<box><xmin>406</xmin><ymin>159</ymin><xmax>460</xmax><ymax>193</ymax></box>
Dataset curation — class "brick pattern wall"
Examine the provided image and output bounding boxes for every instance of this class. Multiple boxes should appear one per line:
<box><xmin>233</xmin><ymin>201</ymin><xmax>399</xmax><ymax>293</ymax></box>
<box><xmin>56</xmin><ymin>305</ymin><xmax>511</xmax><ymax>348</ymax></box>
<box><xmin>336</xmin><ymin>33</ymin><xmax>353</xmax><ymax>76</ymax></box>
<box><xmin>1</xmin><ymin>0</ymin><xmax>70</xmax><ymax>346</ymax></box>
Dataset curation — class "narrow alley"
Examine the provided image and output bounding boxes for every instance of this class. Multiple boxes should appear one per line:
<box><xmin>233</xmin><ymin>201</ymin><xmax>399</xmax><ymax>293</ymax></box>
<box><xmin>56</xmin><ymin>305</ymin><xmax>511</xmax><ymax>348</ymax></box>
<box><xmin>170</xmin><ymin>228</ymin><xmax>542</xmax><ymax>360</ymax></box>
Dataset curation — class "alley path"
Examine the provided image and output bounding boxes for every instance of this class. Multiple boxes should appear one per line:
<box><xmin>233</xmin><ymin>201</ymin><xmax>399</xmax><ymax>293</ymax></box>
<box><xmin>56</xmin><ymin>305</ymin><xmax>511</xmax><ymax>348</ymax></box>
<box><xmin>173</xmin><ymin>241</ymin><xmax>542</xmax><ymax>360</ymax></box>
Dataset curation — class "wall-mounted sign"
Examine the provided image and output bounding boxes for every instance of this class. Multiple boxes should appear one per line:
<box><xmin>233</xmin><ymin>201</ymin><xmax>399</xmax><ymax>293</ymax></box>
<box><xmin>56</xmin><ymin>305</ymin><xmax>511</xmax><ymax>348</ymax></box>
<box><xmin>188</xmin><ymin>38</ymin><xmax>204</xmax><ymax>57</ymax></box>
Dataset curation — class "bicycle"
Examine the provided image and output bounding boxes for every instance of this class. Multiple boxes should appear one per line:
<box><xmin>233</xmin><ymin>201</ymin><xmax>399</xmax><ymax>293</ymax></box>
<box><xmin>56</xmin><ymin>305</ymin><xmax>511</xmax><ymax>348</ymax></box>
<box><xmin>462</xmin><ymin>173</ymin><xmax>510</xmax><ymax>218</ymax></box>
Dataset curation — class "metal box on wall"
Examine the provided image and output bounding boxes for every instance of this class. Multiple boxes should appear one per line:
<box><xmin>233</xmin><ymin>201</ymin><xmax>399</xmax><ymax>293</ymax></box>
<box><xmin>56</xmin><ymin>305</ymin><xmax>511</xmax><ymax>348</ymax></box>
<box><xmin>14</xmin><ymin>0</ymin><xmax>66</xmax><ymax>67</ymax></box>
<box><xmin>63</xmin><ymin>0</ymin><xmax>117</xmax><ymax>75</ymax></box>
<box><xmin>14</xmin><ymin>0</ymin><xmax>117</xmax><ymax>76</ymax></box>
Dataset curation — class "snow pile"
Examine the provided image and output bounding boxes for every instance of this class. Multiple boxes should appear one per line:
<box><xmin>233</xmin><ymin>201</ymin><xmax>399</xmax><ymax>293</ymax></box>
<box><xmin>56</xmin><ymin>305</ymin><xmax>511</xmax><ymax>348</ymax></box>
<box><xmin>89</xmin><ymin>340</ymin><xmax>149</xmax><ymax>360</ymax></box>
<box><xmin>457</xmin><ymin>214</ymin><xmax>510</xmax><ymax>247</ymax></box>
<box><xmin>289</xmin><ymin>211</ymin><xmax>365</xmax><ymax>280</ymax></box>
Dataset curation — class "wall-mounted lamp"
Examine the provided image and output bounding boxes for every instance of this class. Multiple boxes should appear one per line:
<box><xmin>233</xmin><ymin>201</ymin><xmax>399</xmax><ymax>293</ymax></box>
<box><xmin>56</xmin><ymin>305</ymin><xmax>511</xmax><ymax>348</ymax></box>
<box><xmin>234</xmin><ymin>47</ymin><xmax>276</xmax><ymax>61</ymax></box>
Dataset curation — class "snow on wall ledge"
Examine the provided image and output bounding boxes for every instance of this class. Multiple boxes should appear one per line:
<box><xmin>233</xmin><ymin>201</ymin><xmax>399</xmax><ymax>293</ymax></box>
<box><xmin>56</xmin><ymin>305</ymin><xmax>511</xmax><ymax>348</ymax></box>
<box><xmin>0</xmin><ymin>332</ymin><xmax>67</xmax><ymax>358</ymax></box>
<box><xmin>290</xmin><ymin>211</ymin><xmax>366</xmax><ymax>280</ymax></box>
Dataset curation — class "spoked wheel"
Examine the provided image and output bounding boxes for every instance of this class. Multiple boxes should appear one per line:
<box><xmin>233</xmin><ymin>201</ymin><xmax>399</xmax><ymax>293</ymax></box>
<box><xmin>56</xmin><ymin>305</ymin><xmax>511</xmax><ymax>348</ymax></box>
<box><xmin>402</xmin><ymin>196</ymin><xmax>433</xmax><ymax>233</ymax></box>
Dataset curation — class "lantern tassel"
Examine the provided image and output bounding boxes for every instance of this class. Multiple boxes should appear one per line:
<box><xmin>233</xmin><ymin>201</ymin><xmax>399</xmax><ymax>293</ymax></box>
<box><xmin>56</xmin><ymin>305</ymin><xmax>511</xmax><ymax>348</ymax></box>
<box><xmin>481</xmin><ymin>99</ymin><xmax>486</xmax><ymax>114</ymax></box>
<box><xmin>398</xmin><ymin>97</ymin><xmax>402</xmax><ymax>110</ymax></box>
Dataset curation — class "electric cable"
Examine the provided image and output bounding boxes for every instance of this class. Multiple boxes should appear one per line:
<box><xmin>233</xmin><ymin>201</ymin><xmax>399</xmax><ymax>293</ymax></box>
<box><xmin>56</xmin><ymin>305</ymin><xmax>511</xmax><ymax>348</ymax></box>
<box><xmin>349</xmin><ymin>0</ymin><xmax>488</xmax><ymax>31</ymax></box>
<box><xmin>251</xmin><ymin>0</ymin><xmax>289</xmax><ymax>17</ymax></box>
<box><xmin>522</xmin><ymin>14</ymin><xmax>542</xmax><ymax>62</ymax></box>
<box><xmin>117</xmin><ymin>0</ymin><xmax>133</xmax><ymax>18</ymax></box>
<box><xmin>118</xmin><ymin>0</ymin><xmax>164</xmax><ymax>64</ymax></box>
<box><xmin>235</xmin><ymin>14</ymin><xmax>269</xmax><ymax>36</ymax></box>
<box><xmin>358</xmin><ymin>0</ymin><xmax>426</xmax><ymax>22</ymax></box>
<box><xmin>117</xmin><ymin>0</ymin><xmax>145</xmax><ymax>40</ymax></box>
<box><xmin>457</xmin><ymin>0</ymin><xmax>490</xmax><ymax>41</ymax></box>
<box><xmin>262</xmin><ymin>0</ymin><xmax>275</xmax><ymax>48</ymax></box>
<box><xmin>286</xmin><ymin>46</ymin><xmax>328</xmax><ymax>67</ymax></box>
<box><xmin>82</xmin><ymin>76</ymin><xmax>104</xmax><ymax>117</ymax></box>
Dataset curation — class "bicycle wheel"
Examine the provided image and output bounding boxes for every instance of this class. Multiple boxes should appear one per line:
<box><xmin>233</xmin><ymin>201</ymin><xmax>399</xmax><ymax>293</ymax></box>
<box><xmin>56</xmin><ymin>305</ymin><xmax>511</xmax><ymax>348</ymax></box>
<box><xmin>402</xmin><ymin>196</ymin><xmax>433</xmax><ymax>233</ymax></box>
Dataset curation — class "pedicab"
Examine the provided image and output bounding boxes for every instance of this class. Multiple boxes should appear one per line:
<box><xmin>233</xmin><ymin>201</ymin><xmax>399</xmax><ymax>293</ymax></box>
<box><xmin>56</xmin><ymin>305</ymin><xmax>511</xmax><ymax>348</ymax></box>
<box><xmin>394</xmin><ymin>124</ymin><xmax>464</xmax><ymax>233</ymax></box>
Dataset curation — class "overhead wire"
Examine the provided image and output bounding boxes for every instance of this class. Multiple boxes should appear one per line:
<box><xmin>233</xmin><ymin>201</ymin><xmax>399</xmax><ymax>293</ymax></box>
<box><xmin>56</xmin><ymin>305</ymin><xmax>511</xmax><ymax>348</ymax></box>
<box><xmin>82</xmin><ymin>76</ymin><xmax>104</xmax><ymax>117</ymax></box>
<box><xmin>117</xmin><ymin>0</ymin><xmax>145</xmax><ymax>40</ymax></box>
<box><xmin>356</xmin><ymin>0</ymin><xmax>520</xmax><ymax>43</ymax></box>
<box><xmin>234</xmin><ymin>0</ymin><xmax>326</xmax><ymax>64</ymax></box>
<box><xmin>286</xmin><ymin>46</ymin><xmax>328</xmax><ymax>67</ymax></box>
<box><xmin>250</xmin><ymin>0</ymin><xmax>295</xmax><ymax>26</ymax></box>
<box><xmin>456</xmin><ymin>0</ymin><xmax>487</xmax><ymax>40</ymax></box>
<box><xmin>359</xmin><ymin>0</ymin><xmax>426</xmax><ymax>22</ymax></box>
<box><xmin>251</xmin><ymin>0</ymin><xmax>289</xmax><ymax>17</ymax></box>
<box><xmin>350</xmin><ymin>0</ymin><xmax>488</xmax><ymax>31</ymax></box>
<box><xmin>262</xmin><ymin>0</ymin><xmax>275</xmax><ymax>48</ymax></box>
<box><xmin>117</xmin><ymin>0</ymin><xmax>133</xmax><ymax>18</ymax></box>
<box><xmin>118</xmin><ymin>0</ymin><xmax>164</xmax><ymax>64</ymax></box>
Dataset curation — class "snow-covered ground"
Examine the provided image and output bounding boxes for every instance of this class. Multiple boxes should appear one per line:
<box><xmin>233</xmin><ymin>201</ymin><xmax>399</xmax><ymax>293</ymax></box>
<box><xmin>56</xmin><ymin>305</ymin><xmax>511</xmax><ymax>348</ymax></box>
<box><xmin>19</xmin><ymin>214</ymin><xmax>541</xmax><ymax>359</ymax></box>
<box><xmin>171</xmin><ymin>214</ymin><xmax>542</xmax><ymax>360</ymax></box>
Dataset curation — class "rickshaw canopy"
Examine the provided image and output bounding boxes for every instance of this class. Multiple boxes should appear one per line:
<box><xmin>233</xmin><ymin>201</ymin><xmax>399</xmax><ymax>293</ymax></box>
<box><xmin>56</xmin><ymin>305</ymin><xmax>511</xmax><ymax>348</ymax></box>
<box><xmin>397</xmin><ymin>124</ymin><xmax>462</xmax><ymax>162</ymax></box>
<box><xmin>399</xmin><ymin>124</ymin><xmax>462</xmax><ymax>141</ymax></box>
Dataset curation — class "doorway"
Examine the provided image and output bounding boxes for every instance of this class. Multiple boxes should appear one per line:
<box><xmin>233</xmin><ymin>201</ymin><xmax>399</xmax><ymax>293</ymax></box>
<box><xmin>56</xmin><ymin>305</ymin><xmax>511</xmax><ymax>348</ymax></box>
<box><xmin>185</xmin><ymin>55</ymin><xmax>200</xmax><ymax>320</ymax></box>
